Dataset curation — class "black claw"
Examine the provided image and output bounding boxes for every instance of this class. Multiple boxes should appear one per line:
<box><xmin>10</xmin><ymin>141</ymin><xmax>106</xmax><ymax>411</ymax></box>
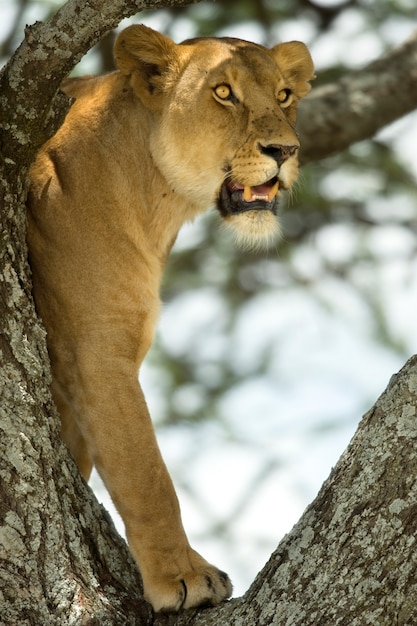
<box><xmin>179</xmin><ymin>579</ymin><xmax>187</xmax><ymax>611</ymax></box>
<box><xmin>197</xmin><ymin>597</ymin><xmax>215</xmax><ymax>610</ymax></box>
<box><xmin>205</xmin><ymin>574</ymin><xmax>215</xmax><ymax>592</ymax></box>
<box><xmin>218</xmin><ymin>570</ymin><xmax>229</xmax><ymax>585</ymax></box>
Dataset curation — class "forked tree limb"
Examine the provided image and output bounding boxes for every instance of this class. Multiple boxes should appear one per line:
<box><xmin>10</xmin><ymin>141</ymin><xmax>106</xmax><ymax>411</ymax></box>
<box><xmin>1</xmin><ymin>2</ymin><xmax>417</xmax><ymax>623</ymax></box>
<box><xmin>0</xmin><ymin>2</ymin><xmax>199</xmax><ymax>625</ymax></box>
<box><xmin>0</xmin><ymin>0</ymin><xmax>200</xmax><ymax>168</ymax></box>
<box><xmin>160</xmin><ymin>355</ymin><xmax>417</xmax><ymax>626</ymax></box>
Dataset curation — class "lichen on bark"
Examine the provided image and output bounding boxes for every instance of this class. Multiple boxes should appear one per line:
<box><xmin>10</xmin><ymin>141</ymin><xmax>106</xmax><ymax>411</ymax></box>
<box><xmin>164</xmin><ymin>358</ymin><xmax>417</xmax><ymax>626</ymax></box>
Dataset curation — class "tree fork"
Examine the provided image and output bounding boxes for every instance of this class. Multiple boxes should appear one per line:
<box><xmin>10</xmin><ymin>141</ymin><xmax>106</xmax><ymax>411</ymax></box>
<box><xmin>1</xmin><ymin>2</ymin><xmax>417</xmax><ymax>623</ymax></box>
<box><xmin>161</xmin><ymin>356</ymin><xmax>417</xmax><ymax>626</ymax></box>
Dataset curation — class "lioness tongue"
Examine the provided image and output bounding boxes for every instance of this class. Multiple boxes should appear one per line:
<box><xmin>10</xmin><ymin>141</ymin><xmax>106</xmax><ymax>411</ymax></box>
<box><xmin>243</xmin><ymin>181</ymin><xmax>279</xmax><ymax>202</ymax></box>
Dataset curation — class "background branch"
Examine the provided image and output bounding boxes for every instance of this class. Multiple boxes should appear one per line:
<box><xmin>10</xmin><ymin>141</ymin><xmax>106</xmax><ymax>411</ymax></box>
<box><xmin>298</xmin><ymin>30</ymin><xmax>417</xmax><ymax>162</ymax></box>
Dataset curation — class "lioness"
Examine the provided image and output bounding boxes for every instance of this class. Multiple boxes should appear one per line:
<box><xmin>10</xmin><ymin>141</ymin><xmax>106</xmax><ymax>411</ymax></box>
<box><xmin>27</xmin><ymin>25</ymin><xmax>314</xmax><ymax>612</ymax></box>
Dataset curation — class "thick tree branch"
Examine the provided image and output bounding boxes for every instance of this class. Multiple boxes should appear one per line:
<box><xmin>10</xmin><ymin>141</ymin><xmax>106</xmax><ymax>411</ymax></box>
<box><xmin>0</xmin><ymin>0</ymin><xmax>199</xmax><ymax>168</ymax></box>
<box><xmin>298</xmin><ymin>30</ymin><xmax>417</xmax><ymax>162</ymax></box>
<box><xmin>0</xmin><ymin>2</ymin><xmax>200</xmax><ymax>625</ymax></box>
<box><xmin>157</xmin><ymin>356</ymin><xmax>417</xmax><ymax>625</ymax></box>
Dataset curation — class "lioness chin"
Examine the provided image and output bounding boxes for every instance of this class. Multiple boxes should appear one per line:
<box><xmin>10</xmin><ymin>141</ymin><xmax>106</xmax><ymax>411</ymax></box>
<box><xmin>27</xmin><ymin>24</ymin><xmax>314</xmax><ymax>613</ymax></box>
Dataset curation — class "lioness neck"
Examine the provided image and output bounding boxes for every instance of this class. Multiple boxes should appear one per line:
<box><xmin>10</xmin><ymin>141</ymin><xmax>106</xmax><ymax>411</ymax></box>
<box><xmin>55</xmin><ymin>71</ymin><xmax>203</xmax><ymax>262</ymax></box>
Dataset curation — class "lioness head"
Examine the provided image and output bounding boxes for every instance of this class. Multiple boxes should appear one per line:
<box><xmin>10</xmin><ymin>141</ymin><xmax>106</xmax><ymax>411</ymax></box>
<box><xmin>115</xmin><ymin>25</ymin><xmax>314</xmax><ymax>248</ymax></box>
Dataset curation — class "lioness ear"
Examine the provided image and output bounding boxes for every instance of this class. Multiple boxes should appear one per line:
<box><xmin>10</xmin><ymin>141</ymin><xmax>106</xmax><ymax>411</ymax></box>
<box><xmin>114</xmin><ymin>25</ymin><xmax>179</xmax><ymax>109</ymax></box>
<box><xmin>271</xmin><ymin>42</ymin><xmax>315</xmax><ymax>98</ymax></box>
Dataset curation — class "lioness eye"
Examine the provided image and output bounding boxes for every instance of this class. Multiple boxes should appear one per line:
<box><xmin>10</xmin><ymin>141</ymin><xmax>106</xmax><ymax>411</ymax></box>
<box><xmin>214</xmin><ymin>84</ymin><xmax>232</xmax><ymax>100</ymax></box>
<box><xmin>277</xmin><ymin>88</ymin><xmax>292</xmax><ymax>106</ymax></box>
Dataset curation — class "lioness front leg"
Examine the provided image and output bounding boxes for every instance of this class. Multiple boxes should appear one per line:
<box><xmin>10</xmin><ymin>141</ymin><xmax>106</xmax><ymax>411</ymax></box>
<box><xmin>64</xmin><ymin>348</ymin><xmax>232</xmax><ymax>612</ymax></box>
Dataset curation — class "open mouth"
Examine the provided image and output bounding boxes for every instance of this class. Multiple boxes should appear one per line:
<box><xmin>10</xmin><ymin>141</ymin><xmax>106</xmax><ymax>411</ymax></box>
<box><xmin>217</xmin><ymin>176</ymin><xmax>280</xmax><ymax>216</ymax></box>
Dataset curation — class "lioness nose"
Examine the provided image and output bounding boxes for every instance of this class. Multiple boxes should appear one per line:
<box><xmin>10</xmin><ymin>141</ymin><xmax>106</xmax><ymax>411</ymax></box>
<box><xmin>259</xmin><ymin>143</ymin><xmax>298</xmax><ymax>167</ymax></box>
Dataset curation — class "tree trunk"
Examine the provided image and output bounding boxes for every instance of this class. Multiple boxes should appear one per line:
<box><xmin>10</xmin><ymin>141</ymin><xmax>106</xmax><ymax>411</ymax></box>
<box><xmin>0</xmin><ymin>3</ymin><xmax>200</xmax><ymax>624</ymax></box>
<box><xmin>1</xmin><ymin>1</ymin><xmax>417</xmax><ymax>623</ymax></box>
<box><xmin>0</xmin><ymin>62</ymin><xmax>148</xmax><ymax>626</ymax></box>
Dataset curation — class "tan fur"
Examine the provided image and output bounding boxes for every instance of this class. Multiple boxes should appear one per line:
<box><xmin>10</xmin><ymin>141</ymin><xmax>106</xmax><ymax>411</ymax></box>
<box><xmin>27</xmin><ymin>25</ymin><xmax>314</xmax><ymax>612</ymax></box>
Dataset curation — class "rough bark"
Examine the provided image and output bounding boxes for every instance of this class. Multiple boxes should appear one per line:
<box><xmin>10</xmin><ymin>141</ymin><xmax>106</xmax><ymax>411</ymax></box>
<box><xmin>0</xmin><ymin>0</ymin><xmax>200</xmax><ymax>168</ymax></box>
<box><xmin>1</xmin><ymin>1</ymin><xmax>417</xmax><ymax>624</ymax></box>
<box><xmin>154</xmin><ymin>357</ymin><xmax>417</xmax><ymax>626</ymax></box>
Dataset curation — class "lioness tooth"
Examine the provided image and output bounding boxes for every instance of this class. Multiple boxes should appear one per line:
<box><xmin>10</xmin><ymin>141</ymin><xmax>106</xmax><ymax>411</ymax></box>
<box><xmin>268</xmin><ymin>180</ymin><xmax>279</xmax><ymax>201</ymax></box>
<box><xmin>243</xmin><ymin>186</ymin><xmax>252</xmax><ymax>202</ymax></box>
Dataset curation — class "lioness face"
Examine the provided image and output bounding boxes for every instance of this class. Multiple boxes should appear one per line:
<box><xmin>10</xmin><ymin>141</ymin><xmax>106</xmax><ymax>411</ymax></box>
<box><xmin>115</xmin><ymin>26</ymin><xmax>314</xmax><ymax>249</ymax></box>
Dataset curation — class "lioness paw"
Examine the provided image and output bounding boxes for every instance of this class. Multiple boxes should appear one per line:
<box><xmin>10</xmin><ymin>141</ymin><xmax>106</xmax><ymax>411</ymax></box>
<box><xmin>143</xmin><ymin>559</ymin><xmax>232</xmax><ymax>613</ymax></box>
